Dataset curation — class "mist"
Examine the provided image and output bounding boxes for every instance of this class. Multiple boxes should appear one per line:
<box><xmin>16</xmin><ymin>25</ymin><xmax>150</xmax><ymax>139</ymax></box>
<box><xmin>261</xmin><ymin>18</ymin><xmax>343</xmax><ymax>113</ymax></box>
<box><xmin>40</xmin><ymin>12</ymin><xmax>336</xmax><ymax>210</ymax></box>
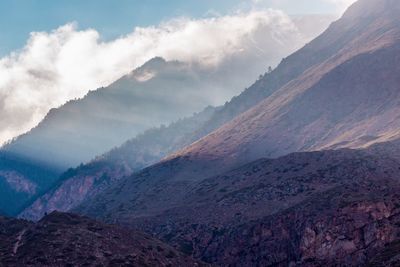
<box><xmin>0</xmin><ymin>9</ymin><xmax>334</xmax><ymax>146</ymax></box>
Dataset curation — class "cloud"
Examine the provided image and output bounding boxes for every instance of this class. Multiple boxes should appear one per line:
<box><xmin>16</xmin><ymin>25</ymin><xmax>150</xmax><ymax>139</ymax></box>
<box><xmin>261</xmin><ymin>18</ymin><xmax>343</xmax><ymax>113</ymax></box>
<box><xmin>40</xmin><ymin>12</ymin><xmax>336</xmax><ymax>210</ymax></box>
<box><xmin>0</xmin><ymin>9</ymin><xmax>332</xmax><ymax>145</ymax></box>
<box><xmin>324</xmin><ymin>0</ymin><xmax>357</xmax><ymax>12</ymax></box>
<box><xmin>249</xmin><ymin>0</ymin><xmax>357</xmax><ymax>14</ymax></box>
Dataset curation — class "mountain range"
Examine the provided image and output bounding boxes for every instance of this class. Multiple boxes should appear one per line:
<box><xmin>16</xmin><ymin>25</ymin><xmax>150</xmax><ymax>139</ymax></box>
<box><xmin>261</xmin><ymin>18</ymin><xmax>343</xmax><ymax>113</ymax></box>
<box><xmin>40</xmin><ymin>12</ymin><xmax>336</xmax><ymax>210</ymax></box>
<box><xmin>2</xmin><ymin>0</ymin><xmax>400</xmax><ymax>266</ymax></box>
<box><xmin>65</xmin><ymin>0</ymin><xmax>400</xmax><ymax>265</ymax></box>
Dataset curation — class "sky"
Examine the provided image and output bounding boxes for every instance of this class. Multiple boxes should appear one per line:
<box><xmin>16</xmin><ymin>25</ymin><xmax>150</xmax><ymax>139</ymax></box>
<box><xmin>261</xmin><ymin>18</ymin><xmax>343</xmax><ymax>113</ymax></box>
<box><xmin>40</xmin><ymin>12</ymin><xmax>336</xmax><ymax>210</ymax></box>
<box><xmin>0</xmin><ymin>0</ymin><xmax>354</xmax><ymax>56</ymax></box>
<box><xmin>0</xmin><ymin>0</ymin><xmax>356</xmax><ymax>145</ymax></box>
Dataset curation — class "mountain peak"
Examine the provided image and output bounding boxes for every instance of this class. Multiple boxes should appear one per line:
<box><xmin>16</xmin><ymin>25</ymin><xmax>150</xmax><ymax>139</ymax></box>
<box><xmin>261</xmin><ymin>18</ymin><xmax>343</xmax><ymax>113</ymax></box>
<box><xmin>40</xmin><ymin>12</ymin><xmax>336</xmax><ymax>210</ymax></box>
<box><xmin>342</xmin><ymin>0</ymin><xmax>400</xmax><ymax>20</ymax></box>
<box><xmin>141</xmin><ymin>56</ymin><xmax>167</xmax><ymax>67</ymax></box>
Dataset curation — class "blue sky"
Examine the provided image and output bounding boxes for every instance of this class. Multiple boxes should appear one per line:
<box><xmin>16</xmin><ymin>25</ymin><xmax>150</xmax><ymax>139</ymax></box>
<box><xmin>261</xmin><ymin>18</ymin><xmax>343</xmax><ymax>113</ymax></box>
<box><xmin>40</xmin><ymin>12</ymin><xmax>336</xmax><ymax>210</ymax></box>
<box><xmin>0</xmin><ymin>0</ymin><xmax>345</xmax><ymax>56</ymax></box>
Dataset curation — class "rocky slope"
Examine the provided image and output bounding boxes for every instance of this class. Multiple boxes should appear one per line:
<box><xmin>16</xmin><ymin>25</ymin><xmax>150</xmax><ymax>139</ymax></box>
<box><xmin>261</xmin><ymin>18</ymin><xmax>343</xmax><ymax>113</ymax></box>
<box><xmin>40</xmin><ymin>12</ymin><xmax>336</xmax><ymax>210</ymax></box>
<box><xmin>19</xmin><ymin>106</ymin><xmax>217</xmax><ymax>221</ymax></box>
<box><xmin>76</xmin><ymin>140</ymin><xmax>400</xmax><ymax>266</ymax></box>
<box><xmin>0</xmin><ymin>212</ymin><xmax>205</xmax><ymax>266</ymax></box>
<box><xmin>177</xmin><ymin>0</ymin><xmax>400</xmax><ymax>172</ymax></box>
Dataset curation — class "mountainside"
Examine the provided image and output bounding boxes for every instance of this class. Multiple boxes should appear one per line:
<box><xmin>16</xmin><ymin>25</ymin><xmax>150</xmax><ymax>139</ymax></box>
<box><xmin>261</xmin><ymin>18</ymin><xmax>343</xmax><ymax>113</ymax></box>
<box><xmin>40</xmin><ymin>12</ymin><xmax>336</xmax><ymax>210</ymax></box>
<box><xmin>76</xmin><ymin>140</ymin><xmax>400</xmax><ymax>266</ymax></box>
<box><xmin>183</xmin><ymin>1</ymin><xmax>384</xmax><ymax>144</ymax></box>
<box><xmin>177</xmin><ymin>0</ymin><xmax>400</xmax><ymax>171</ymax></box>
<box><xmin>0</xmin><ymin>212</ymin><xmax>205</xmax><ymax>266</ymax></box>
<box><xmin>0</xmin><ymin>152</ymin><xmax>61</xmax><ymax>216</ymax></box>
<box><xmin>20</xmin><ymin>106</ymin><xmax>217</xmax><ymax>221</ymax></box>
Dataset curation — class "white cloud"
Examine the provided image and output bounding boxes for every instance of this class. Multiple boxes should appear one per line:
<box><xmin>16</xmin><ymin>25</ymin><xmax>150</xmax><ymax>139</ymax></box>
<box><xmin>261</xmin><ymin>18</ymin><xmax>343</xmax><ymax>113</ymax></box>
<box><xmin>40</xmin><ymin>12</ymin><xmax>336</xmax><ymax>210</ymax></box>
<box><xmin>325</xmin><ymin>0</ymin><xmax>357</xmax><ymax>12</ymax></box>
<box><xmin>0</xmin><ymin>9</ymin><xmax>332</xmax><ymax>145</ymax></box>
<box><xmin>249</xmin><ymin>0</ymin><xmax>356</xmax><ymax>14</ymax></box>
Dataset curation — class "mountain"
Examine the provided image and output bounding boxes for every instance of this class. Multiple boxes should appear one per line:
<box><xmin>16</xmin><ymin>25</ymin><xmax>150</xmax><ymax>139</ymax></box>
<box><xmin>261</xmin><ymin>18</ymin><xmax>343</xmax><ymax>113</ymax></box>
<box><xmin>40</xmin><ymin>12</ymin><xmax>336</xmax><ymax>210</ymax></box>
<box><xmin>2</xmin><ymin>56</ymin><xmax>272</xmax><ymax>170</ymax></box>
<box><xmin>6</xmin><ymin>14</ymin><xmax>335</xmax><ymax>220</ymax></box>
<box><xmin>69</xmin><ymin>0</ymin><xmax>400</xmax><ymax>265</ymax></box>
<box><xmin>0</xmin><ymin>152</ymin><xmax>61</xmax><ymax>216</ymax></box>
<box><xmin>0</xmin><ymin>212</ymin><xmax>205</xmax><ymax>266</ymax></box>
<box><xmin>1</xmin><ymin>55</ymin><xmax>274</xmax><ymax>217</ymax></box>
<box><xmin>178</xmin><ymin>0</ymin><xmax>399</xmax><ymax>153</ymax></box>
<box><xmin>76</xmin><ymin>0</ymin><xmax>400</xmax><ymax>211</ymax></box>
<box><xmin>176</xmin><ymin>0</ymin><xmax>400</xmax><ymax>171</ymax></box>
<box><xmin>17</xmin><ymin>4</ymin><xmax>350</xmax><ymax>221</ymax></box>
<box><xmin>19</xmin><ymin>106</ymin><xmax>217</xmax><ymax>221</ymax></box>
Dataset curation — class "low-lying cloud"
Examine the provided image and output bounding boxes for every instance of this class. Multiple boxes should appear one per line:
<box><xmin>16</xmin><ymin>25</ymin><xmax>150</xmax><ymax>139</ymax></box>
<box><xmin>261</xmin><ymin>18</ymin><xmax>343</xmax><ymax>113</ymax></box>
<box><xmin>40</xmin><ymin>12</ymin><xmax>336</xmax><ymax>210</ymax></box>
<box><xmin>0</xmin><ymin>9</ymin><xmax>333</xmax><ymax>145</ymax></box>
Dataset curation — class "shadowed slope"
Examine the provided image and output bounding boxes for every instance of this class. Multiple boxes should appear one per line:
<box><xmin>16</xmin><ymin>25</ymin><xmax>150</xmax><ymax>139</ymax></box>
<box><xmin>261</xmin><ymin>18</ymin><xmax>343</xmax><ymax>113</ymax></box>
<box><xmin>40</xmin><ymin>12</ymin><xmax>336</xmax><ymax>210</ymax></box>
<box><xmin>0</xmin><ymin>212</ymin><xmax>206</xmax><ymax>266</ymax></box>
<box><xmin>78</xmin><ymin>140</ymin><xmax>400</xmax><ymax>266</ymax></box>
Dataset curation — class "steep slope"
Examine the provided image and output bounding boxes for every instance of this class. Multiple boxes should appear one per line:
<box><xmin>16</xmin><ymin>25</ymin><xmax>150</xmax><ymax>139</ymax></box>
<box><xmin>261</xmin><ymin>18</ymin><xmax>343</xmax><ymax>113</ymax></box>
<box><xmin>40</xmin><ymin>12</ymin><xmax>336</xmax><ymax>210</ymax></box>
<box><xmin>178</xmin><ymin>0</ymin><xmax>400</xmax><ymax>171</ymax></box>
<box><xmin>0</xmin><ymin>212</ymin><xmax>204</xmax><ymax>266</ymax></box>
<box><xmin>185</xmin><ymin>0</ymin><xmax>385</xmax><ymax>143</ymax></box>
<box><xmin>20</xmin><ymin>106</ymin><xmax>217</xmax><ymax>220</ymax></box>
<box><xmin>77</xmin><ymin>140</ymin><xmax>400</xmax><ymax>266</ymax></box>
<box><xmin>0</xmin><ymin>152</ymin><xmax>61</xmax><ymax>216</ymax></box>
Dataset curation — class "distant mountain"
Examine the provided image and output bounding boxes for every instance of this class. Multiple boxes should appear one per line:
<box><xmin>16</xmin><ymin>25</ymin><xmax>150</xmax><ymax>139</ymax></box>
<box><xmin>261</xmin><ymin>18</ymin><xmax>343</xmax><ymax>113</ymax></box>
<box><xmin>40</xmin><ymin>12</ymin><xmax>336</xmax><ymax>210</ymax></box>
<box><xmin>0</xmin><ymin>212</ymin><xmax>205</xmax><ymax>266</ymax></box>
<box><xmin>19</xmin><ymin>106</ymin><xmax>217</xmax><ymax>220</ymax></box>
<box><xmin>0</xmin><ymin>152</ymin><xmax>61</xmax><ymax>216</ymax></box>
<box><xmin>2</xmin><ymin>56</ymin><xmax>272</xmax><ymax>170</ymax></box>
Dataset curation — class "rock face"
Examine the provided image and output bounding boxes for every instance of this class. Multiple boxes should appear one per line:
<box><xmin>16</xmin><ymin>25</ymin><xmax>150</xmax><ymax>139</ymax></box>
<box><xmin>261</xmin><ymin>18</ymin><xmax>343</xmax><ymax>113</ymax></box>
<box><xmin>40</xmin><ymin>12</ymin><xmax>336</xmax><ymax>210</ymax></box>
<box><xmin>19</xmin><ymin>106</ymin><xmax>217</xmax><ymax>221</ymax></box>
<box><xmin>0</xmin><ymin>212</ymin><xmax>205</xmax><ymax>266</ymax></box>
